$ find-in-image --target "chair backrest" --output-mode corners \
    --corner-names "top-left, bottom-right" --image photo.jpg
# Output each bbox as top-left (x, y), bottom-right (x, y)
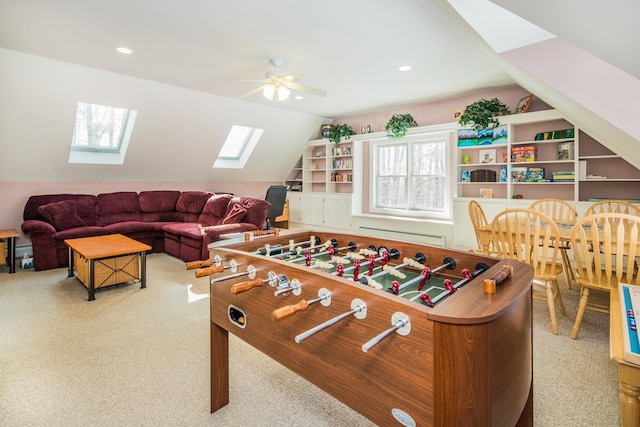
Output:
top-left (585, 200), bottom-right (640, 217)
top-left (529, 198), bottom-right (577, 225)
top-left (468, 200), bottom-right (489, 248)
top-left (264, 185), bottom-right (288, 219)
top-left (491, 208), bottom-right (561, 277)
top-left (571, 212), bottom-right (640, 288)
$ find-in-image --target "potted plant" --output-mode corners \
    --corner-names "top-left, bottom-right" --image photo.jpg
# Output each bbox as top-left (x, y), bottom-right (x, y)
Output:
top-left (458, 98), bottom-right (511, 130)
top-left (385, 113), bottom-right (418, 140)
top-left (328, 124), bottom-right (355, 144)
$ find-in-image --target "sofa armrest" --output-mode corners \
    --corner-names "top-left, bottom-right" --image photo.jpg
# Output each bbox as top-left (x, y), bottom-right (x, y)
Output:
top-left (203, 223), bottom-right (259, 241)
top-left (22, 219), bottom-right (56, 235)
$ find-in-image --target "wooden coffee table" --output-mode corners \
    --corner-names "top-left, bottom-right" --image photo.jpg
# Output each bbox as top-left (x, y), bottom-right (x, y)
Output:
top-left (64, 234), bottom-right (152, 301)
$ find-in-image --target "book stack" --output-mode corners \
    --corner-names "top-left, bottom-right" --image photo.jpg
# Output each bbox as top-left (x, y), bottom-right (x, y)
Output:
top-left (552, 171), bottom-right (575, 182)
top-left (534, 128), bottom-right (575, 140)
top-left (511, 146), bottom-right (537, 162)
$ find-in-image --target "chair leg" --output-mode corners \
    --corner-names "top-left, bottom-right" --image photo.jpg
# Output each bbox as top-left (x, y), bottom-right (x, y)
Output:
top-left (552, 280), bottom-right (566, 316)
top-left (560, 248), bottom-right (574, 289)
top-left (545, 281), bottom-right (559, 335)
top-left (571, 287), bottom-right (590, 339)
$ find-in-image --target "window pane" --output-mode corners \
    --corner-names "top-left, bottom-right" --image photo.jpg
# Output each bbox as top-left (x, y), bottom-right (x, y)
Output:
top-left (72, 102), bottom-right (129, 149)
top-left (378, 145), bottom-right (406, 175)
top-left (412, 141), bottom-right (445, 175)
top-left (411, 176), bottom-right (445, 210)
top-left (218, 125), bottom-right (253, 159)
top-left (377, 176), bottom-right (406, 207)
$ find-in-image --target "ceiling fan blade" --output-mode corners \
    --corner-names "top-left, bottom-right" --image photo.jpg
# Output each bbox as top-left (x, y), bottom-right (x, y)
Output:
top-left (239, 85), bottom-right (265, 99)
top-left (283, 81), bottom-right (327, 97)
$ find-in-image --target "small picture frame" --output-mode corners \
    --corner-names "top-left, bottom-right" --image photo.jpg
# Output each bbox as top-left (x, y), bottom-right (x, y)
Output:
top-left (479, 148), bottom-right (496, 164)
top-left (515, 95), bottom-right (534, 114)
top-left (479, 188), bottom-right (493, 198)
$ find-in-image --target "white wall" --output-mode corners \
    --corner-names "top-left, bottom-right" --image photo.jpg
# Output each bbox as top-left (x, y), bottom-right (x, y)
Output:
top-left (0, 49), bottom-right (328, 183)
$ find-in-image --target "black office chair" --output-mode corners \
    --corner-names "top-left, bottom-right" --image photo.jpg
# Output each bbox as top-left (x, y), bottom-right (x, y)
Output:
top-left (264, 185), bottom-right (287, 230)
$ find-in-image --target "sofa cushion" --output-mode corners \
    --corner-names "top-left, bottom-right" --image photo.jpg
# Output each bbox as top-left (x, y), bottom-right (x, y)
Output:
top-left (175, 191), bottom-right (212, 222)
top-left (221, 202), bottom-right (247, 224)
top-left (236, 197), bottom-right (272, 229)
top-left (38, 201), bottom-right (87, 231)
top-left (24, 194), bottom-right (99, 225)
top-left (139, 190), bottom-right (180, 213)
top-left (198, 194), bottom-right (234, 225)
top-left (97, 192), bottom-right (142, 225)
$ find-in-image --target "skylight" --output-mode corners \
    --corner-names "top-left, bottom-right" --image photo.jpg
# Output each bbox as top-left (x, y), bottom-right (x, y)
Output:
top-left (213, 125), bottom-right (263, 169)
top-left (69, 102), bottom-right (137, 165)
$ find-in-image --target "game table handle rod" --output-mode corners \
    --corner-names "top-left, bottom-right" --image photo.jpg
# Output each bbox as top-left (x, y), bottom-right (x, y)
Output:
top-left (271, 291), bottom-right (331, 322)
top-left (295, 299), bottom-right (367, 343)
top-left (194, 259), bottom-right (239, 278)
top-left (362, 313), bottom-right (411, 353)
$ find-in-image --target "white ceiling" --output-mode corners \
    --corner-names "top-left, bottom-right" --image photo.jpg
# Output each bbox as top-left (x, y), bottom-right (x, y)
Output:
top-left (0, 0), bottom-right (637, 119)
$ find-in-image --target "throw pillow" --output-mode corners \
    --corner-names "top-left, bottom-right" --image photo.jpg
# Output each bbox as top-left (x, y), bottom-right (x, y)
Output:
top-left (38, 200), bottom-right (87, 231)
top-left (221, 203), bottom-right (247, 224)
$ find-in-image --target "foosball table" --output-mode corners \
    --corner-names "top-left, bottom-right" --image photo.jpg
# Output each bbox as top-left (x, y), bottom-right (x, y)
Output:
top-left (194, 231), bottom-right (535, 426)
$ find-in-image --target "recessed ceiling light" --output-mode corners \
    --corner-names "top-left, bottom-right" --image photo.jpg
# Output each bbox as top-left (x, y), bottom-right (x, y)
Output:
top-left (398, 65), bottom-right (412, 71)
top-left (116, 47), bottom-right (133, 55)
top-left (294, 95), bottom-right (304, 100)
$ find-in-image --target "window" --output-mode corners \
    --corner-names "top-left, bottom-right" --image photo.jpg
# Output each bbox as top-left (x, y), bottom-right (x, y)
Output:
top-left (372, 133), bottom-right (451, 220)
top-left (69, 102), bottom-right (137, 164)
top-left (213, 125), bottom-right (263, 169)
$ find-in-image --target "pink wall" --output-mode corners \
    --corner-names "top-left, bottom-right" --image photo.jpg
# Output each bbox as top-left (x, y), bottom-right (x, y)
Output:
top-left (2, 181), bottom-right (278, 247)
top-left (330, 85), bottom-right (549, 132)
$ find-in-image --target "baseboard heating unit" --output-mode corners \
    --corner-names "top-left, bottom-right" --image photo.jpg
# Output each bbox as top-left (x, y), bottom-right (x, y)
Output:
top-left (356, 227), bottom-right (445, 247)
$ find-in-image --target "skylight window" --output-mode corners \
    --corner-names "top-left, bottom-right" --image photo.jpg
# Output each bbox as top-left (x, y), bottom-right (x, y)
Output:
top-left (214, 125), bottom-right (263, 169)
top-left (69, 102), bottom-right (137, 164)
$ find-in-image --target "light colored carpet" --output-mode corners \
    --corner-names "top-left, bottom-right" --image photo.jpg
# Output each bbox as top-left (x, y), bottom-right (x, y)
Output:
top-left (0, 253), bottom-right (620, 426)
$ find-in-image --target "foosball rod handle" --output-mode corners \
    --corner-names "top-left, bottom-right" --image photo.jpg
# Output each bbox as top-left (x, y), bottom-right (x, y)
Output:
top-left (194, 265), bottom-right (224, 278)
top-left (231, 278), bottom-right (264, 294)
top-left (185, 259), bottom-right (213, 270)
top-left (271, 300), bottom-right (309, 321)
top-left (483, 264), bottom-right (514, 294)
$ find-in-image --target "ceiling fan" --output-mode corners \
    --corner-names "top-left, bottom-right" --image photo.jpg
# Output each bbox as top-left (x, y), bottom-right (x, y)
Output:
top-left (240, 58), bottom-right (327, 101)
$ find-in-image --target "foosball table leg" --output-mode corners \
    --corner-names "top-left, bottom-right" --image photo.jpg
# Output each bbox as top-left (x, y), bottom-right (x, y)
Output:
top-left (210, 323), bottom-right (229, 412)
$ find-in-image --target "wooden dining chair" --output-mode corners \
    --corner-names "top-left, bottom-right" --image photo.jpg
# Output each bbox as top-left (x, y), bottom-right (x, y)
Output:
top-left (529, 198), bottom-right (578, 289)
top-left (468, 200), bottom-right (497, 256)
top-left (570, 212), bottom-right (640, 339)
top-left (529, 198), bottom-right (578, 225)
top-left (491, 208), bottom-right (566, 334)
top-left (585, 200), bottom-right (640, 218)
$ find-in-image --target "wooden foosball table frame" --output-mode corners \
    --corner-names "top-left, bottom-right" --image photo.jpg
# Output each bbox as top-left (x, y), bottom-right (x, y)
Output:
top-left (205, 231), bottom-right (534, 426)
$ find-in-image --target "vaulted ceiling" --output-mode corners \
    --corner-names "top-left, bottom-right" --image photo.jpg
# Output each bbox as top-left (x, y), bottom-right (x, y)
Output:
top-left (1, 0), bottom-right (639, 182)
top-left (2, 0), bottom-right (637, 117)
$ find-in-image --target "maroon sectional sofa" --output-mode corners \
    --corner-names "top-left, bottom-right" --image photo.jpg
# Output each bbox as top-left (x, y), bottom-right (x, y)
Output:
top-left (21, 190), bottom-right (271, 271)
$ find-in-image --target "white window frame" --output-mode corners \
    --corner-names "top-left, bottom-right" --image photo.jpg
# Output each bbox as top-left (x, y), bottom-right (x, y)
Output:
top-left (213, 125), bottom-right (264, 169)
top-left (371, 132), bottom-right (452, 221)
top-left (68, 102), bottom-right (137, 165)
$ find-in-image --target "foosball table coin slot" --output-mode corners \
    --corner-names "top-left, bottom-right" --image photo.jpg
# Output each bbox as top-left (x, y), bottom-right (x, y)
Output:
top-left (228, 305), bottom-right (247, 329)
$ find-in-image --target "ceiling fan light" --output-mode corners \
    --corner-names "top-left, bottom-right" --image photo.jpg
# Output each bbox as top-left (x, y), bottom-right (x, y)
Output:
top-left (276, 85), bottom-right (290, 101)
top-left (263, 84), bottom-right (276, 100)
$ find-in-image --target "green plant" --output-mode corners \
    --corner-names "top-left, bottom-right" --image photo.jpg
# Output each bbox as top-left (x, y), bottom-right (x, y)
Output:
top-left (458, 98), bottom-right (511, 130)
top-left (328, 124), bottom-right (355, 144)
top-left (385, 113), bottom-right (418, 140)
